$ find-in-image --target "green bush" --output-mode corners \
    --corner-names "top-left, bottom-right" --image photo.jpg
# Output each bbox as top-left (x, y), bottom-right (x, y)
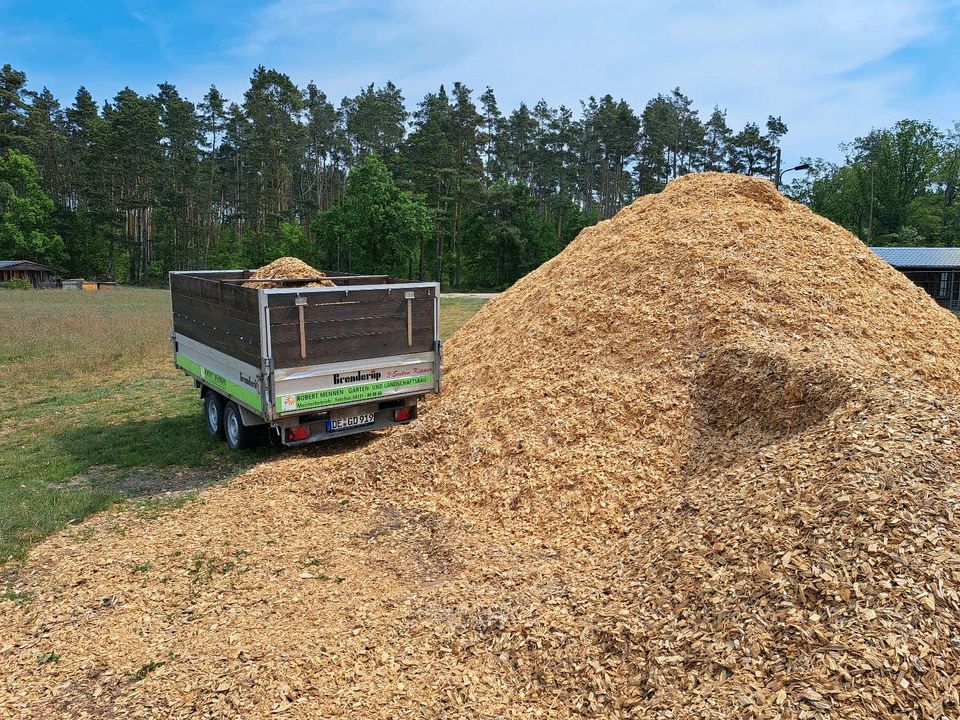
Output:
top-left (0, 278), bottom-right (32, 290)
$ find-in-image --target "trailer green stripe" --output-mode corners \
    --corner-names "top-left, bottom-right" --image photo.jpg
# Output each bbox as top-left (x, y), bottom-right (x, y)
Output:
top-left (277, 374), bottom-right (434, 412)
top-left (176, 354), bottom-right (262, 412)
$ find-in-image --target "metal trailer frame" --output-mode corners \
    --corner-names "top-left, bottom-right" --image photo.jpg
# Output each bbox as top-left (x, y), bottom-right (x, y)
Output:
top-left (169, 271), bottom-right (442, 446)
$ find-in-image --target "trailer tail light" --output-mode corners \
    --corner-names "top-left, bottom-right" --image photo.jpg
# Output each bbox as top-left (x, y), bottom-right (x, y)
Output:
top-left (394, 406), bottom-right (413, 422)
top-left (286, 425), bottom-right (310, 442)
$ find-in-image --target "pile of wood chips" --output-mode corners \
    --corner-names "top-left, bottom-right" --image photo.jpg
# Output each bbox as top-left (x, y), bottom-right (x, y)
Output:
top-left (4, 173), bottom-right (960, 719)
top-left (241, 256), bottom-right (335, 289)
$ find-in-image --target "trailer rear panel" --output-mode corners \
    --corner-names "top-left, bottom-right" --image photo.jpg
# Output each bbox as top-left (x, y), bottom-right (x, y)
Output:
top-left (265, 286), bottom-right (436, 367)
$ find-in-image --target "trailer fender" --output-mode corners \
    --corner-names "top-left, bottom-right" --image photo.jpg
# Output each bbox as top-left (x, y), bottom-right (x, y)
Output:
top-left (238, 404), bottom-right (267, 427)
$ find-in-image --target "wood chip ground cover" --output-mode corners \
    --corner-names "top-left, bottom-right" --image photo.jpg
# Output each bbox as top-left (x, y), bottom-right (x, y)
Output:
top-left (3, 173), bottom-right (960, 718)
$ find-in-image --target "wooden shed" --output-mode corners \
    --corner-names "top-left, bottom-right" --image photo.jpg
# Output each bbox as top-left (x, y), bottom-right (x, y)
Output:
top-left (0, 260), bottom-right (56, 288)
top-left (870, 247), bottom-right (960, 311)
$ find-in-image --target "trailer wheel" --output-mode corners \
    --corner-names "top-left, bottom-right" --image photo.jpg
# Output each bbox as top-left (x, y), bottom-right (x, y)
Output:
top-left (223, 402), bottom-right (255, 450)
top-left (203, 392), bottom-right (226, 438)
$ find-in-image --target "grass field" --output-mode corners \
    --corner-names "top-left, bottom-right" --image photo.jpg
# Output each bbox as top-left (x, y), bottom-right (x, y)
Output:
top-left (0, 289), bottom-right (487, 563)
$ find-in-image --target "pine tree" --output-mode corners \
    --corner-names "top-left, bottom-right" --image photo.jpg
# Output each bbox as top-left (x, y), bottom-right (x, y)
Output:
top-left (478, 87), bottom-right (501, 181)
top-left (585, 95), bottom-right (639, 217)
top-left (448, 83), bottom-right (484, 287)
top-left (400, 85), bottom-right (455, 282)
top-left (104, 87), bottom-right (162, 283)
top-left (199, 85), bottom-right (227, 262)
top-left (341, 82), bottom-right (407, 163)
top-left (502, 103), bottom-right (537, 185)
top-left (242, 66), bottom-right (306, 241)
top-left (303, 82), bottom-right (344, 217)
top-left (24, 88), bottom-right (67, 204)
top-left (157, 82), bottom-right (202, 272)
top-left (636, 89), bottom-right (701, 192)
top-left (64, 87), bottom-right (114, 278)
top-left (0, 64), bottom-right (34, 153)
top-left (702, 107), bottom-right (732, 172)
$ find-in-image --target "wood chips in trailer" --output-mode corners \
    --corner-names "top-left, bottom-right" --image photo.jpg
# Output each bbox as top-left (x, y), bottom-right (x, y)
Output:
top-left (241, 256), bottom-right (336, 289)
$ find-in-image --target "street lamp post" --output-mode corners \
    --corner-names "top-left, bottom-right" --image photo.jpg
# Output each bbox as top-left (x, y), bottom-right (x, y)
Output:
top-left (775, 147), bottom-right (810, 189)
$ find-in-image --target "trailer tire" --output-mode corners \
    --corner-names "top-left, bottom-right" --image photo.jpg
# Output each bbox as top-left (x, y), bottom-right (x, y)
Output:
top-left (203, 392), bottom-right (226, 438)
top-left (223, 402), bottom-right (255, 450)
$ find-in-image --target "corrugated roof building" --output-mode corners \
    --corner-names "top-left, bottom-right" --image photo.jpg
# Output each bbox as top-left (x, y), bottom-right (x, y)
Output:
top-left (870, 247), bottom-right (960, 311)
top-left (0, 260), bottom-right (57, 287)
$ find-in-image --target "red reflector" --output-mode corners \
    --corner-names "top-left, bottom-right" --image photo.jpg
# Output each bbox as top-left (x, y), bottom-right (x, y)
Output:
top-left (394, 406), bottom-right (413, 422)
top-left (286, 425), bottom-right (309, 442)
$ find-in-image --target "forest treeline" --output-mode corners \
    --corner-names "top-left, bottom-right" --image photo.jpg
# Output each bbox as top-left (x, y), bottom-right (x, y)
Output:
top-left (4, 62), bottom-right (956, 289)
top-left (0, 64), bottom-right (791, 288)
top-left (792, 120), bottom-right (960, 247)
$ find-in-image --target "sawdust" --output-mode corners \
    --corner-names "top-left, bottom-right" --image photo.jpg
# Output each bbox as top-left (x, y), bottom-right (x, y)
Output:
top-left (241, 256), bottom-right (335, 289)
top-left (4, 173), bottom-right (960, 719)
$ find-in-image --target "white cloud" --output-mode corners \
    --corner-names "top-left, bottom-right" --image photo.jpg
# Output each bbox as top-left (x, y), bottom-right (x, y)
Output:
top-left (235, 0), bottom-right (353, 57)
top-left (188, 0), bottom-right (958, 161)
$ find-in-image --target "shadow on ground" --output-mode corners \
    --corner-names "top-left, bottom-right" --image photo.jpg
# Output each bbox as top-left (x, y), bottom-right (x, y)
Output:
top-left (51, 413), bottom-right (384, 498)
top-left (52, 414), bottom-right (266, 498)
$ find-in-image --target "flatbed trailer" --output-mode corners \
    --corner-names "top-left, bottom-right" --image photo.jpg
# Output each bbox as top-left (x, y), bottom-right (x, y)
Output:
top-left (169, 269), bottom-right (441, 449)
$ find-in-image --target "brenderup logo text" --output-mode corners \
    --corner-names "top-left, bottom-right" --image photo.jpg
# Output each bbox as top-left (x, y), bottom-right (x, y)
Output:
top-left (333, 370), bottom-right (382, 385)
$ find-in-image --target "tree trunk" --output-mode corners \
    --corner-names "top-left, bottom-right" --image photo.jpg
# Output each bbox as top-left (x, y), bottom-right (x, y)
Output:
top-left (453, 197), bottom-right (462, 289)
top-left (418, 232), bottom-right (425, 281)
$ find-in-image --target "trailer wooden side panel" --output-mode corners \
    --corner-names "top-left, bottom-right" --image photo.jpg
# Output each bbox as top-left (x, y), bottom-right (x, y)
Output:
top-left (170, 273), bottom-right (261, 367)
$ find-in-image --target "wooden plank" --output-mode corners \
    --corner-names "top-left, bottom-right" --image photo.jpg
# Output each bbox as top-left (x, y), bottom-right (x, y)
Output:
top-left (171, 302), bottom-right (259, 339)
top-left (171, 276), bottom-right (259, 327)
top-left (171, 305), bottom-right (260, 346)
top-left (271, 324), bottom-right (436, 368)
top-left (219, 280), bottom-right (259, 316)
top-left (170, 273), bottom-right (205, 300)
top-left (268, 295), bottom-right (433, 325)
top-left (268, 302), bottom-right (434, 344)
top-left (173, 320), bottom-right (259, 356)
top-left (171, 292), bottom-right (260, 332)
top-left (269, 315), bottom-right (428, 345)
top-left (328, 275), bottom-right (392, 286)
top-left (266, 286), bottom-right (434, 310)
top-left (175, 270), bottom-right (246, 281)
top-left (219, 274), bottom-right (402, 286)
top-left (172, 272), bottom-right (259, 319)
top-left (220, 277), bottom-right (331, 285)
top-left (174, 323), bottom-right (261, 366)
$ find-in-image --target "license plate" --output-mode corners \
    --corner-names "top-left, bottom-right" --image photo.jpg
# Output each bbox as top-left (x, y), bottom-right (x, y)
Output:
top-left (327, 412), bottom-right (375, 432)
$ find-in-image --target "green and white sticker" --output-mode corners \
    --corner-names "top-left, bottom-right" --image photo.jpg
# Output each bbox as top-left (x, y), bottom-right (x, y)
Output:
top-left (277, 374), bottom-right (433, 412)
top-left (176, 354), bottom-right (262, 412)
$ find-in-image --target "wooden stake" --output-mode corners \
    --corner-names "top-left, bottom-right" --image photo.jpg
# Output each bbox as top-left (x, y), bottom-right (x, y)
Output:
top-left (296, 296), bottom-right (307, 359)
top-left (405, 291), bottom-right (414, 347)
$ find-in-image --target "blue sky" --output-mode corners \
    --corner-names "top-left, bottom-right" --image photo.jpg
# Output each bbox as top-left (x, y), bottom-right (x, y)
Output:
top-left (2, 0), bottom-right (959, 164)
